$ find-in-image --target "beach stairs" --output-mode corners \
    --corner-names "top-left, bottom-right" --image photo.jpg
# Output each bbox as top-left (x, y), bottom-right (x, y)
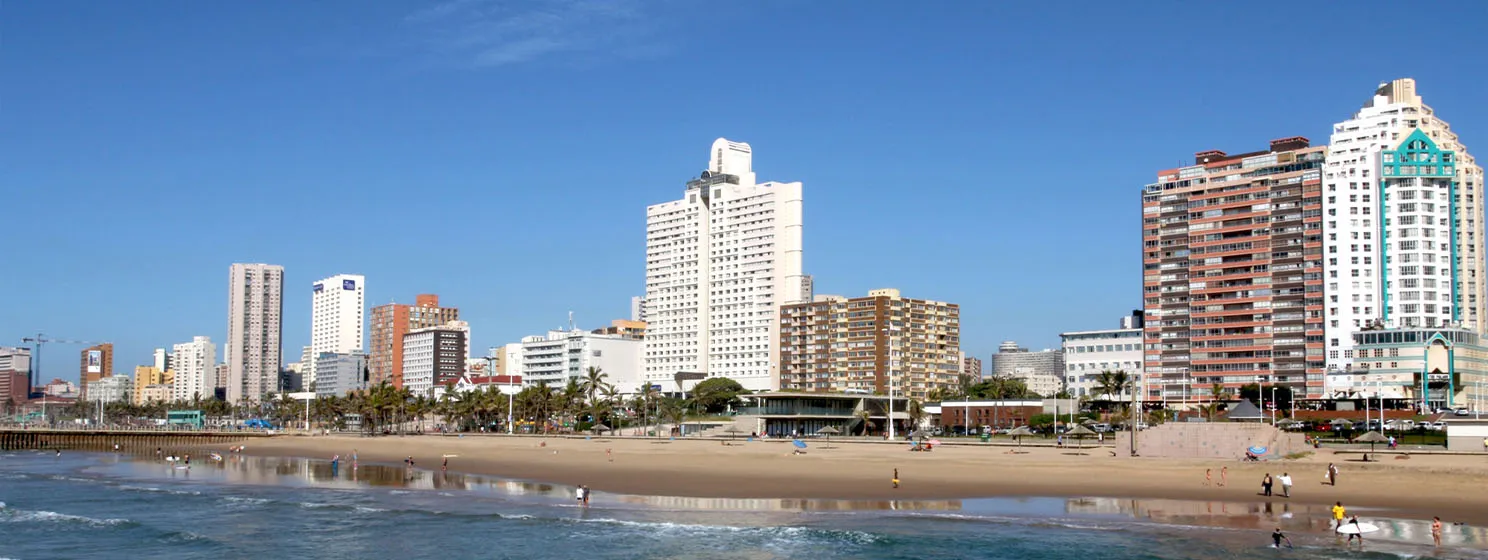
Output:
top-left (692, 415), bottom-right (762, 439)
top-left (1118, 422), bottom-right (1306, 460)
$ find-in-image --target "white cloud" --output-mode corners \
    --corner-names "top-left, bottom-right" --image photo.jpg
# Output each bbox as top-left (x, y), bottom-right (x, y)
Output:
top-left (404, 0), bottom-right (663, 68)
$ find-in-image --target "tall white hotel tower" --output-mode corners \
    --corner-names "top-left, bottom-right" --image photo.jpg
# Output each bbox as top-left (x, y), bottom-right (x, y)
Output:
top-left (643, 138), bottom-right (805, 392)
top-left (1323, 79), bottom-right (1486, 372)
top-left (226, 263), bottom-right (284, 403)
top-left (309, 274), bottom-right (365, 389)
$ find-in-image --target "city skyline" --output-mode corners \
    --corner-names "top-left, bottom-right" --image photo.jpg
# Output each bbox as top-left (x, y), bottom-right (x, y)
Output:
top-left (5, 3), bottom-right (1487, 388)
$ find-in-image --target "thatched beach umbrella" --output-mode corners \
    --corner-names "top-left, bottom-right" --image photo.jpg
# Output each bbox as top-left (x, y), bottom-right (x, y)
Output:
top-left (590, 423), bottom-right (610, 435)
top-left (1007, 425), bottom-right (1034, 450)
top-left (722, 425), bottom-right (744, 441)
top-left (1066, 424), bottom-right (1096, 451)
top-left (1352, 430), bottom-right (1389, 459)
top-left (816, 426), bottom-right (841, 442)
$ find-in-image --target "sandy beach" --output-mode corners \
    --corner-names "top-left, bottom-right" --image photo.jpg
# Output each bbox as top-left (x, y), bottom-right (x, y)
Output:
top-left (230, 434), bottom-right (1488, 525)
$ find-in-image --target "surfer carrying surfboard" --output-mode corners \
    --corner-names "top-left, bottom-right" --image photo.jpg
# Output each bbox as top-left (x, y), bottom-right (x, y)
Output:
top-left (1344, 516), bottom-right (1364, 544)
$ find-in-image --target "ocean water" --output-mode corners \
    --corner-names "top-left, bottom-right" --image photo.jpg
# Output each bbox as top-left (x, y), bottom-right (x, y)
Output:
top-left (1, 451), bottom-right (1483, 560)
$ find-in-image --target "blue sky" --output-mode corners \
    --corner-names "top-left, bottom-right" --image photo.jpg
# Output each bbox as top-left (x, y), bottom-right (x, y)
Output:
top-left (4, 1), bottom-right (1486, 385)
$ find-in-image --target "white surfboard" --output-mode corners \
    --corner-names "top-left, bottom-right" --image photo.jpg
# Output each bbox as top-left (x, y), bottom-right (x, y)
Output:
top-left (1336, 522), bottom-right (1379, 534)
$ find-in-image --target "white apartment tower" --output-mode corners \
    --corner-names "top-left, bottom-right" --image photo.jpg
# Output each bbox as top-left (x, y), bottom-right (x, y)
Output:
top-left (309, 274), bottom-right (365, 388)
top-left (643, 138), bottom-right (805, 392)
top-left (226, 263), bottom-right (284, 403)
top-left (1323, 79), bottom-right (1486, 371)
top-left (171, 336), bottom-right (216, 402)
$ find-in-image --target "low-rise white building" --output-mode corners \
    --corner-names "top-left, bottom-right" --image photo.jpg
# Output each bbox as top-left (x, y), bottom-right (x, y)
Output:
top-left (85, 375), bottom-right (133, 403)
top-left (315, 352), bottom-right (368, 398)
top-left (521, 329), bottom-right (642, 394)
top-left (1059, 326), bottom-right (1144, 399)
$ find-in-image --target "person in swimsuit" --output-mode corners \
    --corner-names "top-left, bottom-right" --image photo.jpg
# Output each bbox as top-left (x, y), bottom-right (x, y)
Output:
top-left (892, 468), bottom-right (899, 489)
top-left (1432, 516), bottom-right (1442, 546)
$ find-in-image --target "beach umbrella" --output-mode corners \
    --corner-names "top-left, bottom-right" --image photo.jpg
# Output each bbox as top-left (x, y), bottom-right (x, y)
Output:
top-left (722, 426), bottom-right (744, 441)
top-left (792, 439), bottom-right (807, 449)
top-left (907, 430), bottom-right (931, 440)
top-left (1007, 426), bottom-right (1034, 451)
top-left (1352, 431), bottom-right (1389, 458)
top-left (815, 426), bottom-right (841, 442)
top-left (590, 423), bottom-right (610, 434)
top-left (1066, 424), bottom-right (1096, 451)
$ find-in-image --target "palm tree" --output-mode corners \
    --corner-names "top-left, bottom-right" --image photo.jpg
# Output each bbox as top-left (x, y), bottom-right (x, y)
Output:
top-left (1203, 384), bottom-right (1228, 422)
top-left (855, 408), bottom-right (873, 436)
top-left (582, 367), bottom-right (609, 405)
top-left (907, 399), bottom-right (926, 432)
top-left (1094, 370), bottom-right (1132, 409)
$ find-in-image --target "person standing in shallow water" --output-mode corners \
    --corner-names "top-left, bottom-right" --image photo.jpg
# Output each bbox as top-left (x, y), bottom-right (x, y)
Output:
top-left (892, 469), bottom-right (899, 489)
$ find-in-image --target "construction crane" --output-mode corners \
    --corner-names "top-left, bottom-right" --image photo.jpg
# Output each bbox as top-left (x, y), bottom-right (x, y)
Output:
top-left (19, 333), bottom-right (107, 393)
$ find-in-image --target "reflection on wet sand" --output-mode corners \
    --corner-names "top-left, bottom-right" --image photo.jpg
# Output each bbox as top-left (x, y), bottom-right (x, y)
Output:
top-left (1065, 497), bottom-right (1487, 548)
top-left (146, 454), bottom-right (964, 512)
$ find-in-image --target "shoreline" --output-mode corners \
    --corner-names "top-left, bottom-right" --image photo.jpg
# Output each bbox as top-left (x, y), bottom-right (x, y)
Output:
top-left (220, 434), bottom-right (1488, 527)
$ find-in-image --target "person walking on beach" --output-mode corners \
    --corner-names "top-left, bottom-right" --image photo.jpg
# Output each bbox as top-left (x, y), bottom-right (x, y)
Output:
top-left (1278, 473), bottom-right (1293, 497)
top-left (1432, 516), bottom-right (1442, 546)
top-left (1204, 468), bottom-right (1213, 486)
top-left (1261, 473), bottom-right (1273, 496)
top-left (1326, 463), bottom-right (1338, 486)
top-left (892, 468), bottom-right (900, 489)
top-left (1331, 501), bottom-right (1346, 530)
top-left (583, 486), bottom-right (591, 507)
top-left (1219, 466), bottom-right (1228, 487)
top-left (442, 456), bottom-right (448, 472)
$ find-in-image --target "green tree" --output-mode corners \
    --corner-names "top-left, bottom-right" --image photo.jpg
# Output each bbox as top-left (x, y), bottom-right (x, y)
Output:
top-left (689, 377), bottom-right (748, 414)
top-left (1093, 370), bottom-right (1133, 411)
top-left (1239, 383), bottom-right (1293, 417)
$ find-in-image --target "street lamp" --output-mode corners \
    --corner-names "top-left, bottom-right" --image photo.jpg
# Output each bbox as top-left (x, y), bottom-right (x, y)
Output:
top-left (486, 347), bottom-right (514, 435)
top-left (1270, 386), bottom-right (1277, 427)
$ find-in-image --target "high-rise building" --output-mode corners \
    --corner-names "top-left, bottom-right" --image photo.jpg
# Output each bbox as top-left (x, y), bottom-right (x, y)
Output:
top-left (630, 296), bottom-right (646, 323)
top-left (991, 341), bottom-right (1065, 397)
top-left (960, 354), bottom-right (983, 381)
top-left (779, 289), bottom-right (961, 399)
top-left (172, 336), bottom-right (216, 402)
top-left (799, 275), bottom-right (814, 304)
top-left (1142, 137), bottom-right (1326, 404)
top-left (309, 274), bottom-right (365, 388)
top-left (132, 366), bottom-right (172, 405)
top-left (152, 348), bottom-right (171, 372)
top-left (226, 263), bottom-right (284, 403)
top-left (1323, 78), bottom-right (1485, 372)
top-left (643, 138), bottom-right (805, 392)
top-left (369, 294), bottom-right (460, 388)
top-left (1, 370), bottom-right (28, 410)
top-left (401, 321), bottom-right (469, 396)
top-left (0, 347), bottom-right (30, 407)
top-left (78, 343), bottom-right (113, 402)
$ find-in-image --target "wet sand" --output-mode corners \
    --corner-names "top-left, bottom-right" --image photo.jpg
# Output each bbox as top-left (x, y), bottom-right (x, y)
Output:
top-left (229, 434), bottom-right (1488, 525)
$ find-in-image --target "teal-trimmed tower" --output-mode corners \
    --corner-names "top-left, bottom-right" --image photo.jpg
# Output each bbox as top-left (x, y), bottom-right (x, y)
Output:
top-left (1379, 129), bottom-right (1461, 329)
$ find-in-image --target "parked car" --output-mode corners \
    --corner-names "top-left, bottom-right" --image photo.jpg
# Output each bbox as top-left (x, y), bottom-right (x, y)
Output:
top-left (1427, 421), bottom-right (1446, 431)
top-left (1455, 408), bottom-right (1472, 416)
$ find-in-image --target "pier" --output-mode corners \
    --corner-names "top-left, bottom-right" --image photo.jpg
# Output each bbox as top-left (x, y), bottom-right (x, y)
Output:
top-left (0, 428), bottom-right (270, 452)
